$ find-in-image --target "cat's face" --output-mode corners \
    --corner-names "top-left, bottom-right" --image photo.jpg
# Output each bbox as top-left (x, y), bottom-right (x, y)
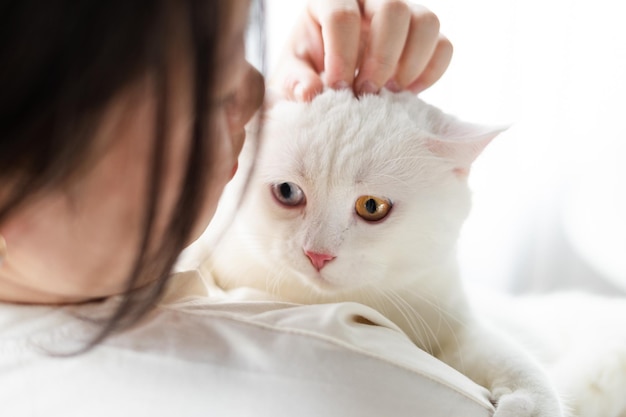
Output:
top-left (211, 90), bottom-right (500, 299)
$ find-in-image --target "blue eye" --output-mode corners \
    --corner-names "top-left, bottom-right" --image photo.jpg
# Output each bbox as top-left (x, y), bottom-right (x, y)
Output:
top-left (271, 182), bottom-right (306, 207)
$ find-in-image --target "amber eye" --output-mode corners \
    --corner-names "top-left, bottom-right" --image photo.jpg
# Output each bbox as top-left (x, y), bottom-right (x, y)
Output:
top-left (355, 196), bottom-right (392, 222)
top-left (271, 182), bottom-right (306, 207)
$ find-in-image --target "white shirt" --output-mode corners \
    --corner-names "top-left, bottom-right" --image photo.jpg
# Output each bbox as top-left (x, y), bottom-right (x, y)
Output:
top-left (0, 271), bottom-right (494, 417)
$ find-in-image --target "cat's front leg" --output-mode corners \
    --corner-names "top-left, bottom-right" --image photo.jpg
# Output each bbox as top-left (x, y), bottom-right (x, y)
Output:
top-left (440, 323), bottom-right (566, 417)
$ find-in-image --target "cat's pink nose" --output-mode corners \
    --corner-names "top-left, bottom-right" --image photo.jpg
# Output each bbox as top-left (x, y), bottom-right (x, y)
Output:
top-left (304, 250), bottom-right (336, 271)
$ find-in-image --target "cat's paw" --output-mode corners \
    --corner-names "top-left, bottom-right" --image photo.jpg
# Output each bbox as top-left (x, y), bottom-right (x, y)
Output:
top-left (491, 388), bottom-right (565, 417)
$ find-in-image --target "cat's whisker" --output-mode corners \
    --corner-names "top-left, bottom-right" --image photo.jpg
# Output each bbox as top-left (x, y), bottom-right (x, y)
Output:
top-left (391, 290), bottom-right (447, 357)
top-left (399, 286), bottom-right (469, 328)
top-left (375, 289), bottom-right (436, 355)
top-left (357, 289), bottom-right (391, 317)
top-left (268, 264), bottom-right (289, 296)
top-left (391, 286), bottom-right (467, 370)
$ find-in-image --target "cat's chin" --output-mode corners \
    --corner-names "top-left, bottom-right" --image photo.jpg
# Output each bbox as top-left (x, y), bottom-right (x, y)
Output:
top-left (284, 267), bottom-right (340, 294)
top-left (301, 272), bottom-right (339, 292)
top-left (298, 270), bottom-right (364, 296)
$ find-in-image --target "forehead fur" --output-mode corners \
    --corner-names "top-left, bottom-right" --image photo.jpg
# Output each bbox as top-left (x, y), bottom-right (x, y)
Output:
top-left (260, 89), bottom-right (448, 188)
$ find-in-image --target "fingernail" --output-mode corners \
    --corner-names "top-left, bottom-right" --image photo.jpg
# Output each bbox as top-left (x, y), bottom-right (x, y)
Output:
top-left (384, 80), bottom-right (401, 93)
top-left (293, 83), bottom-right (305, 101)
top-left (410, 82), bottom-right (426, 95)
top-left (332, 81), bottom-right (351, 91)
top-left (357, 81), bottom-right (379, 96)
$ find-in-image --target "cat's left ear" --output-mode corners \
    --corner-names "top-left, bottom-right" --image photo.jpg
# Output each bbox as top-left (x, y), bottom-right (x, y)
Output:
top-left (427, 117), bottom-right (507, 177)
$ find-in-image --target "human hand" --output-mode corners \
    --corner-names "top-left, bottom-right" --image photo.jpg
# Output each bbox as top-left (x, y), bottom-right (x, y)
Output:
top-left (270, 0), bottom-right (453, 101)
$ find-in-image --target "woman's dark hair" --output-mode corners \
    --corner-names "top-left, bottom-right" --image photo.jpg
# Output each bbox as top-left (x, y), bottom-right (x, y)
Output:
top-left (0, 0), bottom-right (261, 349)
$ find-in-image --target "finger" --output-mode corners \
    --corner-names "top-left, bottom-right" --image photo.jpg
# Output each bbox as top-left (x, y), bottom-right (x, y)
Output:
top-left (354, 0), bottom-right (411, 95)
top-left (268, 15), bottom-right (325, 102)
top-left (407, 34), bottom-right (453, 93)
top-left (269, 55), bottom-right (324, 102)
top-left (385, 5), bottom-right (440, 92)
top-left (307, 0), bottom-right (361, 89)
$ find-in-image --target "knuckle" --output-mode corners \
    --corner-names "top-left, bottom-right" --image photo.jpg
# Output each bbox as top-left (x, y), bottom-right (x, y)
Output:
top-left (437, 35), bottom-right (454, 57)
top-left (324, 6), bottom-right (361, 28)
top-left (381, 0), bottom-right (411, 21)
top-left (413, 9), bottom-right (440, 34)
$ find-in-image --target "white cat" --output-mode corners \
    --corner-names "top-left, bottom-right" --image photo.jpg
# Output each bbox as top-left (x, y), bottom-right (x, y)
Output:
top-left (203, 89), bottom-right (565, 416)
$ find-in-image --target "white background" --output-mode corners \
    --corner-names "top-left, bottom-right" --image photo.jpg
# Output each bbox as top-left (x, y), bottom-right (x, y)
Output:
top-left (259, 0), bottom-right (626, 294)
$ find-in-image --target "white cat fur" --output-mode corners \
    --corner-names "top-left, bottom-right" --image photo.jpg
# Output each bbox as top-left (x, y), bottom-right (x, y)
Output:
top-left (472, 290), bottom-right (626, 417)
top-left (202, 89), bottom-right (564, 416)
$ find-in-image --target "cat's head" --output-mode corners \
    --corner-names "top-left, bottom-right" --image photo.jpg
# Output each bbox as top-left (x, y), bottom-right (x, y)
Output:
top-left (210, 89), bottom-right (502, 300)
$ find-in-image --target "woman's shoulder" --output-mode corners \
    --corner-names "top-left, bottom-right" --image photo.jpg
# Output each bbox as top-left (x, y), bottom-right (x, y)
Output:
top-left (0, 271), bottom-right (494, 417)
